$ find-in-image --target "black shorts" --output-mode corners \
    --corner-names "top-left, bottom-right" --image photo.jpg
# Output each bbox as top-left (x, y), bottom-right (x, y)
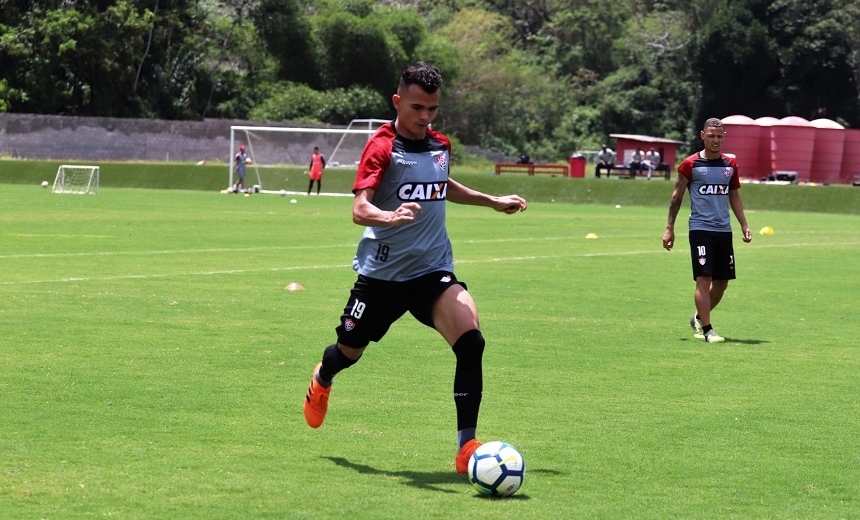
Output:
top-left (689, 230), bottom-right (736, 281)
top-left (335, 271), bottom-right (467, 348)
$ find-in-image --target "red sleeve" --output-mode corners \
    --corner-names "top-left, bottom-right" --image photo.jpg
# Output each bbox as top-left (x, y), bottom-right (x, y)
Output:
top-left (353, 125), bottom-right (394, 192)
top-left (727, 155), bottom-right (741, 189)
top-left (678, 155), bottom-right (695, 181)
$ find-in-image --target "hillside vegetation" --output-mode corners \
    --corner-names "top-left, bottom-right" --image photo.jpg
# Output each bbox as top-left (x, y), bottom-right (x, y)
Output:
top-left (1, 0), bottom-right (858, 160)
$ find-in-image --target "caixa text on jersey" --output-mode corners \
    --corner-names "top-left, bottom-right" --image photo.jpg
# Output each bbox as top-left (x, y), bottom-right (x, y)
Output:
top-left (398, 182), bottom-right (447, 201)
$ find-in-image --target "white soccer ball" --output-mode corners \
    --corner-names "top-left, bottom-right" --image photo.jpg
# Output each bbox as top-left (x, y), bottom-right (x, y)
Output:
top-left (279, 189), bottom-right (287, 197)
top-left (41, 181), bottom-right (49, 188)
top-left (468, 441), bottom-right (525, 497)
top-left (226, 186), bottom-right (234, 193)
top-left (245, 157), bottom-right (253, 164)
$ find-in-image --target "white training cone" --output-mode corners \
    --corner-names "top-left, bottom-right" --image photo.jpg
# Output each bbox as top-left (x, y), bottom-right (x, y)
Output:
top-left (284, 282), bottom-right (305, 291)
top-left (585, 233), bottom-right (599, 239)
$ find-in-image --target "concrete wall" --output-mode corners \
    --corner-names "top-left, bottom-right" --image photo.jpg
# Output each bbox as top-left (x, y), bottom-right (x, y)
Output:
top-left (0, 113), bottom-right (367, 165)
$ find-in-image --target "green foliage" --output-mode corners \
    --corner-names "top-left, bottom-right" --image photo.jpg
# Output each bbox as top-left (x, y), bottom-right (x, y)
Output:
top-left (313, 5), bottom-right (407, 95)
top-left (413, 34), bottom-right (461, 83)
top-left (1, 0), bottom-right (859, 160)
top-left (0, 4), bottom-right (150, 116)
top-left (536, 0), bottom-right (632, 77)
top-left (249, 82), bottom-right (388, 123)
top-left (693, 0), bottom-right (860, 124)
top-left (248, 82), bottom-right (326, 122)
top-left (375, 4), bottom-right (428, 60)
top-left (251, 0), bottom-right (322, 88)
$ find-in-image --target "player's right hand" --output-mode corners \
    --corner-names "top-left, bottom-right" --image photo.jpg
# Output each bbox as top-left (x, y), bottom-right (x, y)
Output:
top-left (662, 229), bottom-right (675, 250)
top-left (388, 202), bottom-right (422, 226)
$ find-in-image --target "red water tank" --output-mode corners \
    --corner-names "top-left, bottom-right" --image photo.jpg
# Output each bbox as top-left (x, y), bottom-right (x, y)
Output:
top-left (809, 119), bottom-right (845, 184)
top-left (722, 115), bottom-right (761, 179)
top-left (755, 117), bottom-right (779, 179)
top-left (840, 129), bottom-right (860, 185)
top-left (769, 116), bottom-right (814, 182)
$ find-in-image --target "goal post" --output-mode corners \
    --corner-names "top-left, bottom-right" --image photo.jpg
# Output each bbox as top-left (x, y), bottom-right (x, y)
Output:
top-left (52, 165), bottom-right (100, 194)
top-left (227, 119), bottom-right (388, 192)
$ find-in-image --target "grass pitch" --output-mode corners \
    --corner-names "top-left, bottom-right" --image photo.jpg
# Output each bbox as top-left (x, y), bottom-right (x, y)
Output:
top-left (2, 184), bottom-right (859, 519)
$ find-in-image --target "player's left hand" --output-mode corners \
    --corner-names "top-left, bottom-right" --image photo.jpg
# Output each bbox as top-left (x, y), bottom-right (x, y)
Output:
top-left (742, 226), bottom-right (753, 243)
top-left (494, 195), bottom-right (527, 214)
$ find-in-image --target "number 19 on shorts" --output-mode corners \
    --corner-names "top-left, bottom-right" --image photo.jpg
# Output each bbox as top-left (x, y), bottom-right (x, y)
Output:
top-left (350, 300), bottom-right (366, 319)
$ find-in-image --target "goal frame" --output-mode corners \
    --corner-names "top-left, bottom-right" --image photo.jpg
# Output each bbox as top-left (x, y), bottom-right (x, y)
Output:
top-left (52, 165), bottom-right (100, 195)
top-left (227, 119), bottom-right (388, 190)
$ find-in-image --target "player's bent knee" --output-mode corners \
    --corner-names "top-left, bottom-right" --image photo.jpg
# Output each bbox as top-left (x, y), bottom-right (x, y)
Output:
top-left (452, 329), bottom-right (485, 360)
top-left (325, 343), bottom-right (362, 368)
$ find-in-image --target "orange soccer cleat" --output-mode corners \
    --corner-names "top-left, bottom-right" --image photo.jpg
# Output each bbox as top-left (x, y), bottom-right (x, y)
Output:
top-left (303, 363), bottom-right (331, 428)
top-left (455, 438), bottom-right (483, 474)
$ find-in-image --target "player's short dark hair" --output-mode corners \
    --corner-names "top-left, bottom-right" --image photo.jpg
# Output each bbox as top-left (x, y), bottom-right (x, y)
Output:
top-left (399, 62), bottom-right (443, 94)
top-left (703, 117), bottom-right (724, 130)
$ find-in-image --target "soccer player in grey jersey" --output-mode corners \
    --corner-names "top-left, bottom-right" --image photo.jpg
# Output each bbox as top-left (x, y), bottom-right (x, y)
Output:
top-left (303, 62), bottom-right (527, 475)
top-left (663, 117), bottom-right (752, 343)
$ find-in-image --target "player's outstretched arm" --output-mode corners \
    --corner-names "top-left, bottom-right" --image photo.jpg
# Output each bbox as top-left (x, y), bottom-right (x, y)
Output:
top-left (447, 178), bottom-right (527, 214)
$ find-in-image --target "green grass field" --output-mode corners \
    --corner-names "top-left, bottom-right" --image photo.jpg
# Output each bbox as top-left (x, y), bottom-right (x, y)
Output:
top-left (2, 183), bottom-right (859, 519)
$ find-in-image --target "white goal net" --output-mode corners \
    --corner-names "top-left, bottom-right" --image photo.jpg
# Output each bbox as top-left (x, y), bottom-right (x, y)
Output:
top-left (53, 165), bottom-right (99, 194)
top-left (228, 119), bottom-right (388, 192)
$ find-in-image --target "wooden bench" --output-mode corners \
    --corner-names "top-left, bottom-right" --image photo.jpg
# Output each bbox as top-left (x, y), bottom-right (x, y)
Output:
top-left (495, 163), bottom-right (569, 177)
top-left (600, 163), bottom-right (671, 180)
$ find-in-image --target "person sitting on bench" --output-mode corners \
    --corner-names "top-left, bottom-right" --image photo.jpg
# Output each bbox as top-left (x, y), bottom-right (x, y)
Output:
top-left (629, 148), bottom-right (646, 178)
top-left (595, 144), bottom-right (615, 178)
top-left (644, 147), bottom-right (661, 180)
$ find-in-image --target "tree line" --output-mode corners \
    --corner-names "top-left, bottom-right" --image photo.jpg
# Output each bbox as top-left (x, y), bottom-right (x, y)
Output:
top-left (1, 0), bottom-right (858, 161)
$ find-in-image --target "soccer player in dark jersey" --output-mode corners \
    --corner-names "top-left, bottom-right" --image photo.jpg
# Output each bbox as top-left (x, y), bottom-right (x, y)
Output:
top-left (662, 117), bottom-right (752, 343)
top-left (302, 62), bottom-right (527, 474)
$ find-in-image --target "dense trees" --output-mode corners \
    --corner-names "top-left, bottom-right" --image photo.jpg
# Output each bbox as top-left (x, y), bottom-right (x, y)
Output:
top-left (1, 0), bottom-right (858, 160)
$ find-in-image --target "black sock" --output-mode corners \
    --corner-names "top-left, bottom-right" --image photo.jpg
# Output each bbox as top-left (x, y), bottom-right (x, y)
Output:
top-left (703, 324), bottom-right (713, 334)
top-left (317, 344), bottom-right (359, 387)
top-left (452, 330), bottom-right (485, 432)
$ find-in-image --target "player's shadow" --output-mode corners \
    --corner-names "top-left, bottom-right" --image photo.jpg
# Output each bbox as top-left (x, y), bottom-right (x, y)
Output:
top-left (323, 456), bottom-right (463, 493)
top-left (324, 456), bottom-right (560, 498)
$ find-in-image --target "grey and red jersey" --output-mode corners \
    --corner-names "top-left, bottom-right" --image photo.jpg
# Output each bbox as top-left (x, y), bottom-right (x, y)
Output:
top-left (351, 122), bottom-right (453, 281)
top-left (677, 152), bottom-right (741, 233)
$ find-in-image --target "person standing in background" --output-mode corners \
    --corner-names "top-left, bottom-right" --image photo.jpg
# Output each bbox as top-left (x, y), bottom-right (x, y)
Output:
top-left (307, 146), bottom-right (326, 195)
top-left (234, 145), bottom-right (248, 193)
top-left (662, 117), bottom-right (752, 343)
